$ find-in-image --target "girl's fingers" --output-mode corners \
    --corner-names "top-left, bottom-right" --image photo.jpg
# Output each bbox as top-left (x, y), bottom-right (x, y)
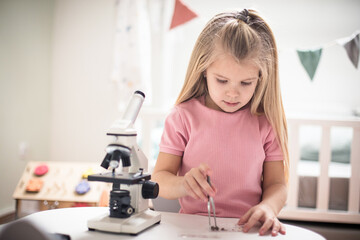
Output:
top-left (259, 218), bottom-right (286, 236)
top-left (183, 180), bottom-right (200, 200)
top-left (242, 210), bottom-right (261, 232)
top-left (197, 164), bottom-right (216, 195)
top-left (270, 219), bottom-right (281, 236)
top-left (238, 208), bottom-right (252, 225)
top-left (184, 172), bottom-right (207, 201)
top-left (182, 163), bottom-right (217, 201)
top-left (259, 217), bottom-right (274, 235)
top-left (239, 204), bottom-right (286, 236)
top-left (279, 222), bottom-right (286, 235)
top-left (187, 165), bottom-right (216, 198)
top-left (198, 163), bottom-right (212, 176)
top-left (195, 175), bottom-right (216, 197)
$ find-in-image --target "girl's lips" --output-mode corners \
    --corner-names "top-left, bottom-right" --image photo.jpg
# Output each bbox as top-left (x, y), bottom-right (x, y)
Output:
top-left (223, 101), bottom-right (239, 107)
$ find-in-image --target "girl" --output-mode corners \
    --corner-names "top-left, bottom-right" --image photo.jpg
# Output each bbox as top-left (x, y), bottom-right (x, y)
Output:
top-left (152, 9), bottom-right (289, 236)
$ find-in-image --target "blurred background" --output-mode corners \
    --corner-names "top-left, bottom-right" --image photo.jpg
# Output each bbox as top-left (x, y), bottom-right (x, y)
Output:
top-left (0, 0), bottom-right (359, 221)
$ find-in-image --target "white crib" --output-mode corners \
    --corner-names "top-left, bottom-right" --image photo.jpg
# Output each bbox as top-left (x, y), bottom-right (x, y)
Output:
top-left (279, 116), bottom-right (360, 224)
top-left (139, 110), bottom-right (360, 224)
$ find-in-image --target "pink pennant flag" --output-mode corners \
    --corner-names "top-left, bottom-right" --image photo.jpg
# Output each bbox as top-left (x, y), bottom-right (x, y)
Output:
top-left (170, 0), bottom-right (198, 30)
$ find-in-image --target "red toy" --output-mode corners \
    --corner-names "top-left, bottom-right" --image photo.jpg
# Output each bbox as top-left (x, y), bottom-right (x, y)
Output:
top-left (34, 164), bottom-right (49, 176)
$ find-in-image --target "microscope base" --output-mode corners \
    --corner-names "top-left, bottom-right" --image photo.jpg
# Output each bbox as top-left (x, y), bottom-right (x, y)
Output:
top-left (87, 209), bottom-right (161, 235)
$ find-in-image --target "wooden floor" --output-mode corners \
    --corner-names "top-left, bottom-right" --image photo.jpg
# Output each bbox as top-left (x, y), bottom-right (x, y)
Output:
top-left (1, 211), bottom-right (360, 239)
top-left (0, 212), bottom-right (16, 225)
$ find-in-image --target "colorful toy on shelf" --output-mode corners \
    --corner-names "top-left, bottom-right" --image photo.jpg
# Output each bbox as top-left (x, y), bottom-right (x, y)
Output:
top-left (73, 202), bottom-right (91, 207)
top-left (82, 168), bottom-right (94, 179)
top-left (26, 179), bottom-right (43, 193)
top-left (75, 180), bottom-right (90, 195)
top-left (34, 164), bottom-right (49, 176)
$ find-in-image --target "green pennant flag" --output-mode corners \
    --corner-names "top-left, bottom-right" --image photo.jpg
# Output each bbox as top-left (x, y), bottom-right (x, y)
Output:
top-left (297, 48), bottom-right (322, 81)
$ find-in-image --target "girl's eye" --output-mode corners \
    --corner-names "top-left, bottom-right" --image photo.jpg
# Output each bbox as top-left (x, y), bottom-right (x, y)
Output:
top-left (241, 81), bottom-right (252, 86)
top-left (217, 79), bottom-right (227, 84)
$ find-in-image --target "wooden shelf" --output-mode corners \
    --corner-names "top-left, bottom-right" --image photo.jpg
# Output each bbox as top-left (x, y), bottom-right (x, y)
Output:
top-left (13, 161), bottom-right (111, 217)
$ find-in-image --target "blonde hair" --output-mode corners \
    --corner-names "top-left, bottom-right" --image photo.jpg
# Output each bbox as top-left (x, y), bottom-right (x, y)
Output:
top-left (175, 10), bottom-right (289, 181)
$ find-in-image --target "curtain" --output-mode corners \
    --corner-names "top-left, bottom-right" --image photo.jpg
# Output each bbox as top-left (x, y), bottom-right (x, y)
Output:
top-left (110, 0), bottom-right (153, 109)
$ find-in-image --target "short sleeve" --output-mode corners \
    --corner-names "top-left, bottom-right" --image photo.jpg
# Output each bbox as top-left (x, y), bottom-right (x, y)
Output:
top-left (260, 117), bottom-right (284, 161)
top-left (159, 108), bottom-right (188, 156)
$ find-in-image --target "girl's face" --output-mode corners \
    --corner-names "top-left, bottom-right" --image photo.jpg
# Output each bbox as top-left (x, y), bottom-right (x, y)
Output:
top-left (205, 53), bottom-right (259, 113)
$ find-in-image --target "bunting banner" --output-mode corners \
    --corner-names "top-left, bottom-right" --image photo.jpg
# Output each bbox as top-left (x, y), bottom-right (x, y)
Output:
top-left (166, 0), bottom-right (358, 80)
top-left (337, 32), bottom-right (360, 69)
top-left (295, 30), bottom-right (360, 81)
top-left (170, 0), bottom-right (198, 30)
top-left (297, 48), bottom-right (323, 81)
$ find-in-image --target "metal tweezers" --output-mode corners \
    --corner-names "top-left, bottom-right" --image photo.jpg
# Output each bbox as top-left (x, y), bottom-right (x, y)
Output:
top-left (207, 176), bottom-right (219, 231)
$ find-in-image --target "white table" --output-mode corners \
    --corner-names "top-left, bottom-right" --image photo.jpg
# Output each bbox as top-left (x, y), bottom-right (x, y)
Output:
top-left (20, 207), bottom-right (324, 240)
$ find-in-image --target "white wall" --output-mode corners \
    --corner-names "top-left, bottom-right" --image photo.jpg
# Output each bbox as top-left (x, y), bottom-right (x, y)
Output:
top-left (49, 0), bottom-right (117, 164)
top-left (0, 0), bottom-right (53, 214)
top-left (0, 0), bottom-right (359, 215)
top-left (163, 0), bottom-right (360, 115)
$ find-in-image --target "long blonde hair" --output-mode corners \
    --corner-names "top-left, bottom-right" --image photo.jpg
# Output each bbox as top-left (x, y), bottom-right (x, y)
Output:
top-left (175, 10), bottom-right (289, 181)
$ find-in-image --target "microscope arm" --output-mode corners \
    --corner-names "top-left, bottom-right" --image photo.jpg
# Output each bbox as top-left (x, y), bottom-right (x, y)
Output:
top-left (101, 91), bottom-right (148, 173)
top-left (107, 91), bottom-right (145, 135)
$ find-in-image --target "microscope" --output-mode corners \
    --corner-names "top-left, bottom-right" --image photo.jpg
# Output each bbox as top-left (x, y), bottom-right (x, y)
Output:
top-left (87, 91), bottom-right (161, 234)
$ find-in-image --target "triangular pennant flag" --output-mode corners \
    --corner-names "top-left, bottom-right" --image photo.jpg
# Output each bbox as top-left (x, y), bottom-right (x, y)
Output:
top-left (170, 0), bottom-right (198, 30)
top-left (297, 48), bottom-right (323, 81)
top-left (339, 33), bottom-right (360, 69)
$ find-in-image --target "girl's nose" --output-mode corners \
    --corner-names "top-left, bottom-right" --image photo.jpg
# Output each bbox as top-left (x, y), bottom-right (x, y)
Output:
top-left (226, 87), bottom-right (239, 98)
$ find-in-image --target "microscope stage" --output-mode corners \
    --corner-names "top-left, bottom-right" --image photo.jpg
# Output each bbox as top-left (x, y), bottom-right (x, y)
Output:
top-left (87, 209), bottom-right (161, 234)
top-left (88, 172), bottom-right (151, 184)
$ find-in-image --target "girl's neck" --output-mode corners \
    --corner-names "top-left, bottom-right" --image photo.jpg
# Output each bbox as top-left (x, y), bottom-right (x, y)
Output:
top-left (204, 94), bottom-right (222, 112)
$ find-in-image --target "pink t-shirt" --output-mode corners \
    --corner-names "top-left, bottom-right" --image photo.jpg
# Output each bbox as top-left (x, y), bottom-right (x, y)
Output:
top-left (159, 97), bottom-right (283, 218)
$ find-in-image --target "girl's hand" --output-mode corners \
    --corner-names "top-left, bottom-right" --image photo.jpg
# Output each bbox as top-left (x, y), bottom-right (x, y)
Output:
top-left (182, 163), bottom-right (217, 202)
top-left (238, 203), bottom-right (286, 236)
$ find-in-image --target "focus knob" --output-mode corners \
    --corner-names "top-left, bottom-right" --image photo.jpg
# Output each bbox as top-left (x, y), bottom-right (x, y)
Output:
top-left (142, 180), bottom-right (159, 199)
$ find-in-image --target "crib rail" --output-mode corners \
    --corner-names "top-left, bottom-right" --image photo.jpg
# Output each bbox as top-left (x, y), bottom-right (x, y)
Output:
top-left (279, 117), bottom-right (360, 224)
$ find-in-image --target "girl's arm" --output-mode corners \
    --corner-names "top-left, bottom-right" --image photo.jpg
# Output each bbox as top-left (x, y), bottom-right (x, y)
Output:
top-left (151, 152), bottom-right (184, 199)
top-left (151, 152), bottom-right (216, 201)
top-left (261, 160), bottom-right (288, 216)
top-left (238, 160), bottom-right (287, 236)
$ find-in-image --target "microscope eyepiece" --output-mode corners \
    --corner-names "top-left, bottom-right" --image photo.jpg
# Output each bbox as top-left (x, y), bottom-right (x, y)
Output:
top-left (134, 90), bottom-right (145, 98)
top-left (122, 91), bottom-right (145, 126)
